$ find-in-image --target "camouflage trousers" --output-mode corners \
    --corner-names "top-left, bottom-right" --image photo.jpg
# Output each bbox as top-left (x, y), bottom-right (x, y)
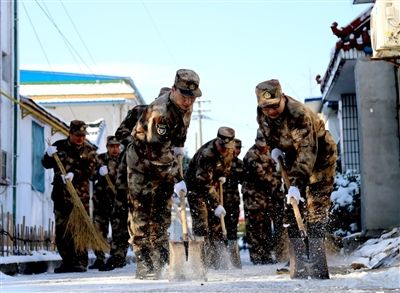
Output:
top-left (127, 166), bottom-right (175, 272)
top-left (187, 190), bottom-right (224, 240)
top-left (224, 203), bottom-right (240, 241)
top-left (245, 208), bottom-right (284, 264)
top-left (93, 189), bottom-right (129, 262)
top-left (285, 168), bottom-right (335, 239)
top-left (223, 191), bottom-right (241, 241)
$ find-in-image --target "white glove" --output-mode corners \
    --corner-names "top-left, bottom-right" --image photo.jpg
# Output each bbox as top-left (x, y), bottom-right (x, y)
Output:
top-left (173, 147), bottom-right (185, 157)
top-left (271, 148), bottom-right (283, 164)
top-left (99, 165), bottom-right (108, 176)
top-left (174, 180), bottom-right (187, 196)
top-left (61, 172), bottom-right (74, 184)
top-left (214, 204), bottom-right (226, 218)
top-left (219, 177), bottom-right (226, 184)
top-left (46, 146), bottom-right (58, 157)
top-left (286, 186), bottom-right (305, 205)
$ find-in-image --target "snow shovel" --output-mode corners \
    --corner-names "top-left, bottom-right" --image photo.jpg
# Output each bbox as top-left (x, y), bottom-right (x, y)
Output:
top-left (207, 179), bottom-right (231, 270)
top-left (220, 179), bottom-right (242, 269)
top-left (168, 156), bottom-right (206, 281)
top-left (277, 156), bottom-right (329, 279)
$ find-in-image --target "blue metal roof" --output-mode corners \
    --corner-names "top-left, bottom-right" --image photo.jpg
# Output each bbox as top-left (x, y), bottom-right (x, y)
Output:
top-left (20, 70), bottom-right (127, 84)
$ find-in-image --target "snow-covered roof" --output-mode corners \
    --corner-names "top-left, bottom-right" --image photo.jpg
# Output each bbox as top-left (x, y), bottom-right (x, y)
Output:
top-left (20, 70), bottom-right (146, 105)
top-left (20, 96), bottom-right (105, 150)
top-left (20, 83), bottom-right (137, 96)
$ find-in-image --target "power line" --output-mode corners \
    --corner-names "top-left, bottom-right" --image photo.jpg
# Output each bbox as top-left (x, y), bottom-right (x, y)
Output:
top-left (21, 2), bottom-right (53, 70)
top-left (33, 0), bottom-right (94, 75)
top-left (59, 0), bottom-right (97, 66)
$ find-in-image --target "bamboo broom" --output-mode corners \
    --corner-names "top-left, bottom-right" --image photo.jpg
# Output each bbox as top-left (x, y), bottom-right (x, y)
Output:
top-left (48, 141), bottom-right (109, 253)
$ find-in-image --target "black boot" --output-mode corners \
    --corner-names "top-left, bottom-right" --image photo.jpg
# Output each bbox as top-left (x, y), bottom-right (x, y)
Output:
top-left (88, 259), bottom-right (105, 270)
top-left (98, 256), bottom-right (126, 271)
top-left (135, 248), bottom-right (156, 279)
top-left (54, 263), bottom-right (87, 273)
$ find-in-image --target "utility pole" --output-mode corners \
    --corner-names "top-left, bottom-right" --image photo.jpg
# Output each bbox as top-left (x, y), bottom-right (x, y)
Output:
top-left (193, 100), bottom-right (210, 149)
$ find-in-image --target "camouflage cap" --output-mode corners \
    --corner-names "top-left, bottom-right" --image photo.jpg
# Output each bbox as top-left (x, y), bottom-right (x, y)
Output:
top-left (255, 79), bottom-right (283, 108)
top-left (69, 120), bottom-right (88, 136)
top-left (158, 87), bottom-right (171, 97)
top-left (216, 126), bottom-right (235, 149)
top-left (234, 138), bottom-right (242, 148)
top-left (255, 129), bottom-right (266, 147)
top-left (174, 69), bottom-right (202, 97)
top-left (106, 135), bottom-right (120, 146)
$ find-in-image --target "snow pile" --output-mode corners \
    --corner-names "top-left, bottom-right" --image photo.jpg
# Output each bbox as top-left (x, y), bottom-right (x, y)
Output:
top-left (349, 227), bottom-right (400, 270)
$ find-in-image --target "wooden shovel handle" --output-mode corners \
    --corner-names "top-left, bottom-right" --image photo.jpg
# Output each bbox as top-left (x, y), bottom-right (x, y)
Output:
top-left (179, 190), bottom-right (189, 241)
top-left (176, 154), bottom-right (189, 240)
top-left (278, 157), bottom-right (307, 237)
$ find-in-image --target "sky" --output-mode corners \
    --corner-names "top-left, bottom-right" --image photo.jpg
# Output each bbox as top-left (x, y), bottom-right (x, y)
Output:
top-left (1, 227), bottom-right (399, 292)
top-left (18, 0), bottom-right (372, 157)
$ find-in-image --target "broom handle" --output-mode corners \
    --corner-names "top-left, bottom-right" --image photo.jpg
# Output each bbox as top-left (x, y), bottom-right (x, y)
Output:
top-left (52, 152), bottom-right (81, 201)
top-left (105, 174), bottom-right (117, 195)
top-left (177, 155), bottom-right (189, 241)
top-left (278, 156), bottom-right (307, 236)
top-left (219, 180), bottom-right (227, 238)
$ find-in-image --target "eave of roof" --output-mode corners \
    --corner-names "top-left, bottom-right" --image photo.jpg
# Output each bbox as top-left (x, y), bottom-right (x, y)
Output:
top-left (36, 98), bottom-right (133, 106)
top-left (318, 6), bottom-right (373, 98)
top-left (20, 70), bottom-right (127, 84)
top-left (20, 96), bottom-right (69, 134)
top-left (20, 69), bottom-right (146, 105)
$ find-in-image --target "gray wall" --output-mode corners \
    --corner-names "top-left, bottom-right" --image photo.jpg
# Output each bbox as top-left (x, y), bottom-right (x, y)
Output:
top-left (355, 58), bottom-right (400, 232)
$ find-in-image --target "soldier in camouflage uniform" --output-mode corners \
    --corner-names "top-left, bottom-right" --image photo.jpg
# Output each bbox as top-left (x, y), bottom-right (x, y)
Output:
top-left (88, 136), bottom-right (121, 270)
top-left (242, 129), bottom-right (284, 265)
top-left (223, 138), bottom-right (244, 268)
top-left (126, 69), bottom-right (201, 279)
top-left (255, 79), bottom-right (337, 279)
top-left (95, 104), bottom-right (148, 272)
top-left (185, 127), bottom-right (235, 269)
top-left (42, 120), bottom-right (97, 273)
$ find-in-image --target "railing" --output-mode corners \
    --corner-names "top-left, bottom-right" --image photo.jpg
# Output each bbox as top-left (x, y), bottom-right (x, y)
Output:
top-left (0, 211), bottom-right (56, 257)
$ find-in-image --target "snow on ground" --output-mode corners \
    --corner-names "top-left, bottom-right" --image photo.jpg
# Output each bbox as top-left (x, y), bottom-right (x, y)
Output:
top-left (1, 231), bottom-right (399, 293)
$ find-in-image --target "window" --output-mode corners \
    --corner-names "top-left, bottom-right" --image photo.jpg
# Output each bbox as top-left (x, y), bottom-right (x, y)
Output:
top-left (341, 94), bottom-right (360, 173)
top-left (31, 121), bottom-right (45, 192)
top-left (1, 150), bottom-right (7, 179)
top-left (2, 51), bottom-right (11, 83)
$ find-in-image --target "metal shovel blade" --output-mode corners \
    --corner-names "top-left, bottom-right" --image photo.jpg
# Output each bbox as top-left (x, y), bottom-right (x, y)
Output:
top-left (169, 238), bottom-right (206, 281)
top-left (288, 237), bottom-right (329, 279)
top-left (228, 240), bottom-right (242, 269)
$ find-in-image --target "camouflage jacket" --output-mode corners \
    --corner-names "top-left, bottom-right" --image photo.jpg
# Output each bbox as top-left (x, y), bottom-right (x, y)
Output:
top-left (241, 144), bottom-right (278, 193)
top-left (95, 152), bottom-right (119, 191)
top-left (256, 95), bottom-right (337, 188)
top-left (224, 157), bottom-right (243, 204)
top-left (128, 93), bottom-right (192, 170)
top-left (42, 138), bottom-right (97, 187)
top-left (115, 104), bottom-right (147, 147)
top-left (185, 139), bottom-right (234, 209)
